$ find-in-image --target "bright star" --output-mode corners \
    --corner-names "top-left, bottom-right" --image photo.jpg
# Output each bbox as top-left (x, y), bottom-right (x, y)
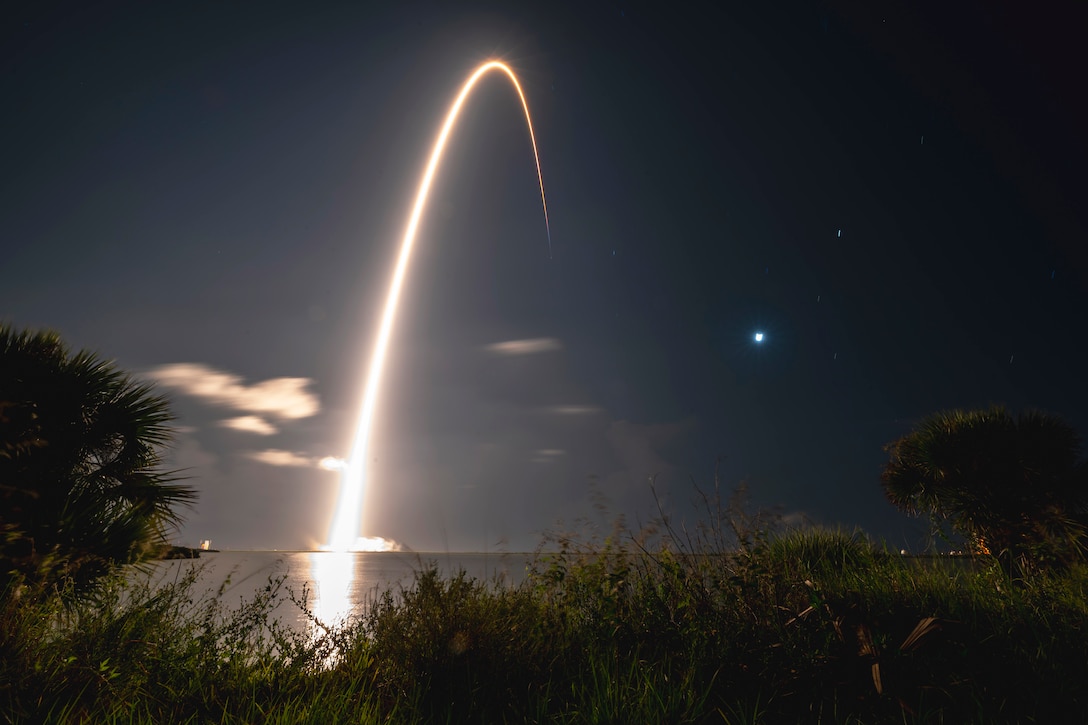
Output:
top-left (754, 332), bottom-right (764, 343)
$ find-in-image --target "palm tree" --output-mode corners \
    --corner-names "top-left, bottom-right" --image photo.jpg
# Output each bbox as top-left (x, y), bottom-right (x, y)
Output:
top-left (1, 325), bottom-right (196, 594)
top-left (882, 406), bottom-right (1088, 568)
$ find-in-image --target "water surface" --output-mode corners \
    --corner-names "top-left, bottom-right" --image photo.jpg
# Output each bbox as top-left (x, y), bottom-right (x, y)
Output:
top-left (145, 550), bottom-right (534, 636)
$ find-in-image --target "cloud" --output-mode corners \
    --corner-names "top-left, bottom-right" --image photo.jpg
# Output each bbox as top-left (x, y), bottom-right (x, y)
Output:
top-left (485, 338), bottom-right (562, 356)
top-left (546, 405), bottom-right (602, 415)
top-left (352, 536), bottom-right (402, 552)
top-left (244, 449), bottom-right (318, 468)
top-left (531, 448), bottom-right (566, 464)
top-left (318, 456), bottom-right (347, 471)
top-left (220, 416), bottom-right (278, 435)
top-left (147, 363), bottom-right (319, 419)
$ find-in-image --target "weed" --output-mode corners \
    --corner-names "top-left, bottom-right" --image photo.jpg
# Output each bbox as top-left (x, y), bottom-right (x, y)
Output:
top-left (4, 481), bottom-right (1087, 723)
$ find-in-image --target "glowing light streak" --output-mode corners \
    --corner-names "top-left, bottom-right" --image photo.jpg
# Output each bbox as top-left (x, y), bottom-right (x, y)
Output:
top-left (325, 60), bottom-right (551, 551)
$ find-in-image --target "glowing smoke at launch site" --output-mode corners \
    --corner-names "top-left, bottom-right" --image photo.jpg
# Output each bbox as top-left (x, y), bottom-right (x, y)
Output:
top-left (324, 61), bottom-right (551, 552)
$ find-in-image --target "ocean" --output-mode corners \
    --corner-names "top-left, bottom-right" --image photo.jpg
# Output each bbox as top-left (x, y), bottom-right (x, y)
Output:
top-left (143, 550), bottom-right (535, 637)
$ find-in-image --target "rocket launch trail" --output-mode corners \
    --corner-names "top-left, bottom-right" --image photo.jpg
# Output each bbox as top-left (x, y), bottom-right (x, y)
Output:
top-left (326, 61), bottom-right (551, 551)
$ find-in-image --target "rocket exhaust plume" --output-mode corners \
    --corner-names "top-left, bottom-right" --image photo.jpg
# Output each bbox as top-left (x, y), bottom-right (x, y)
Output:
top-left (325, 61), bottom-right (551, 551)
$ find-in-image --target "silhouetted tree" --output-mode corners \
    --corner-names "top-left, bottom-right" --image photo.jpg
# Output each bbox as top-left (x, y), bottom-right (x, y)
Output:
top-left (1, 325), bottom-right (195, 594)
top-left (882, 406), bottom-right (1088, 570)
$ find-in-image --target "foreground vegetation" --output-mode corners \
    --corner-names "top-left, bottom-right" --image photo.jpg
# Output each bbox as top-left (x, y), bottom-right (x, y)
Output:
top-left (4, 524), bottom-right (1087, 724)
top-left (882, 405), bottom-right (1088, 571)
top-left (1, 325), bottom-right (195, 594)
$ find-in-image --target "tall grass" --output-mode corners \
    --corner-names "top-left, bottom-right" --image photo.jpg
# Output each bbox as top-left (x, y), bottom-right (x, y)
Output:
top-left (4, 487), bottom-right (1087, 723)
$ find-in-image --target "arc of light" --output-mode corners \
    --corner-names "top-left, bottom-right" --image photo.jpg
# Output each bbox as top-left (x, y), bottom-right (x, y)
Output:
top-left (326, 61), bottom-right (551, 551)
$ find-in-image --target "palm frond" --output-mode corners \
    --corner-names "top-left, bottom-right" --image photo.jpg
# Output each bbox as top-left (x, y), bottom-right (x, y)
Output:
top-left (1, 324), bottom-right (197, 595)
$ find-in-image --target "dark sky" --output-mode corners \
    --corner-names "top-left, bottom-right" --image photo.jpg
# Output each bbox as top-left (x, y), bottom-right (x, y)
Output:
top-left (3, 0), bottom-right (1086, 552)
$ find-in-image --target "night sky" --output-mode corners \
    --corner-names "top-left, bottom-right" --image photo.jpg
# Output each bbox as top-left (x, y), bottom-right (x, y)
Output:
top-left (4, 1), bottom-right (1086, 552)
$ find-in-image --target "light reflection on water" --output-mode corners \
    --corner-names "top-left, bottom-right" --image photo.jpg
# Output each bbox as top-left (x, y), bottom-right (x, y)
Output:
top-left (308, 551), bottom-right (355, 631)
top-left (146, 551), bottom-right (532, 638)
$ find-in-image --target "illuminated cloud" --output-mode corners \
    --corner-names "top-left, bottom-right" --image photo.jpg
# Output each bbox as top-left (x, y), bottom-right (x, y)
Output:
top-left (319, 456), bottom-right (347, 471)
top-left (485, 338), bottom-right (561, 355)
top-left (352, 536), bottom-right (402, 552)
top-left (245, 449), bottom-right (316, 468)
top-left (546, 405), bottom-right (602, 415)
top-left (220, 416), bottom-right (277, 435)
top-left (530, 448), bottom-right (566, 464)
top-left (147, 363), bottom-right (319, 419)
